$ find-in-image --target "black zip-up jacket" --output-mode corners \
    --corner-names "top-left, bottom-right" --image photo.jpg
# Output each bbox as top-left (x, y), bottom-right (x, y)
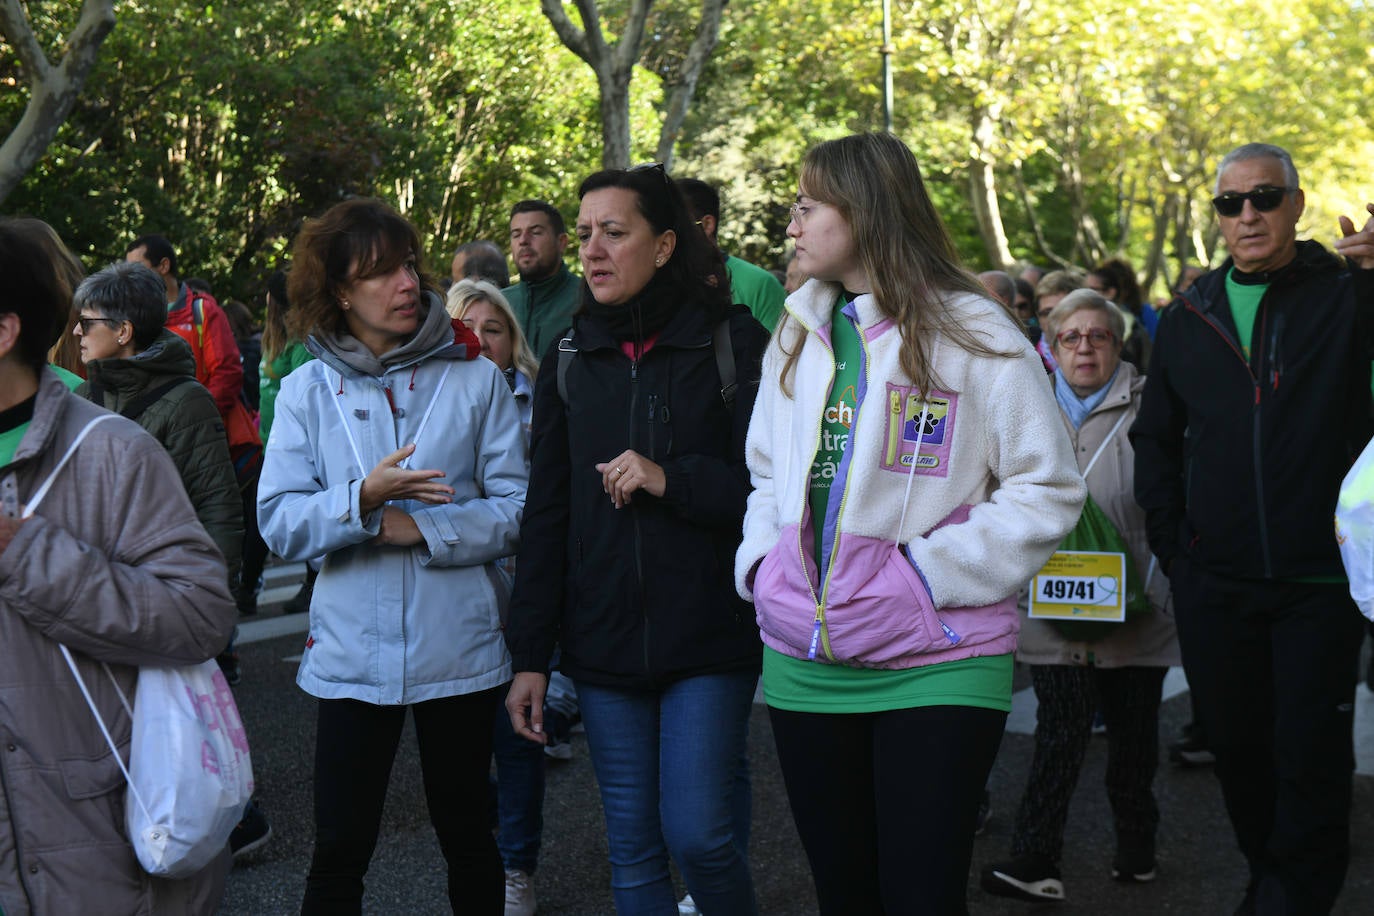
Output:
top-left (1131, 240), bottom-right (1374, 580)
top-left (505, 301), bottom-right (768, 689)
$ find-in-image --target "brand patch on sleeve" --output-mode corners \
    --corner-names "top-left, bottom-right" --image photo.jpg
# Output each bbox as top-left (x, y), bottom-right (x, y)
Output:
top-left (879, 384), bottom-right (957, 477)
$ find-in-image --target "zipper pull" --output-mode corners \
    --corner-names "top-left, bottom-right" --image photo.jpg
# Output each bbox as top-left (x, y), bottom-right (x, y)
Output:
top-left (807, 606), bottom-right (824, 660)
top-left (647, 394), bottom-right (658, 423)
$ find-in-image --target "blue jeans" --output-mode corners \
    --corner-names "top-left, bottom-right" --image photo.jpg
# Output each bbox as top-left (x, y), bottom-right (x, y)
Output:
top-left (577, 671), bottom-right (759, 916)
top-left (492, 682), bottom-right (545, 874)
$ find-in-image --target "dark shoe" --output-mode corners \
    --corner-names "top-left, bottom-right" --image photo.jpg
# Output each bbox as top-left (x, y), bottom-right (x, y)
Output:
top-left (981, 853), bottom-right (1065, 902)
top-left (235, 584), bottom-right (258, 617)
top-left (216, 649), bottom-right (241, 687)
top-left (1112, 836), bottom-right (1157, 882)
top-left (230, 800), bottom-right (272, 858)
top-left (1168, 722), bottom-right (1215, 767)
top-left (281, 578), bottom-right (313, 615)
top-left (974, 789), bottom-right (992, 836)
top-left (543, 710), bottom-right (574, 761)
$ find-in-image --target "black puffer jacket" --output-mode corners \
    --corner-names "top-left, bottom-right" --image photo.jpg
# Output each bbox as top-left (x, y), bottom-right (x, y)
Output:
top-left (1131, 241), bottom-right (1374, 579)
top-left (78, 331), bottom-right (243, 577)
top-left (506, 299), bottom-right (768, 689)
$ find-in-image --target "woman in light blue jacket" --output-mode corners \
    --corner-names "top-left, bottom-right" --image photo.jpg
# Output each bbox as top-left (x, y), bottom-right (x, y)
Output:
top-left (257, 199), bottom-right (528, 915)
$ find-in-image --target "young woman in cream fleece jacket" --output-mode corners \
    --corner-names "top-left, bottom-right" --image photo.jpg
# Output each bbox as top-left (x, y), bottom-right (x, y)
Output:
top-left (736, 133), bottom-right (1085, 915)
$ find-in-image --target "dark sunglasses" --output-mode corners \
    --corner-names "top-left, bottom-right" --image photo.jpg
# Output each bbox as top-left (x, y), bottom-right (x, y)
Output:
top-left (1211, 186), bottom-right (1293, 218)
top-left (75, 316), bottom-right (123, 333)
top-left (629, 161), bottom-right (670, 186)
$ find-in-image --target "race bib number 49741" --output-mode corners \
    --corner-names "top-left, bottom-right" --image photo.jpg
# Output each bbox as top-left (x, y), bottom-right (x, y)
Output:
top-left (1028, 550), bottom-right (1126, 623)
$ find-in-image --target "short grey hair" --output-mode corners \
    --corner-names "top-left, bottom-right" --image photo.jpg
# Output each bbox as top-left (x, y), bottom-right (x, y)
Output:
top-left (1045, 289), bottom-right (1126, 350)
top-left (452, 239), bottom-right (509, 288)
top-left (1215, 143), bottom-right (1300, 193)
top-left (73, 261), bottom-right (167, 351)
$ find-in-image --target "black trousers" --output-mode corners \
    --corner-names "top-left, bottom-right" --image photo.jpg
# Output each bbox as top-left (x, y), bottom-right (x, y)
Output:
top-left (768, 704), bottom-right (1005, 916)
top-left (302, 690), bottom-right (505, 915)
top-left (1011, 665), bottom-right (1167, 863)
top-left (1171, 559), bottom-right (1363, 915)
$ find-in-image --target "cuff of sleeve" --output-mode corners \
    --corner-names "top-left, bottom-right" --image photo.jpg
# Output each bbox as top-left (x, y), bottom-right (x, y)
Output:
top-left (352, 479), bottom-right (382, 536)
top-left (411, 506), bottom-right (459, 566)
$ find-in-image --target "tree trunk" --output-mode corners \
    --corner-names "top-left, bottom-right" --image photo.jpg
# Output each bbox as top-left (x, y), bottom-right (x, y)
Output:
top-left (0, 0), bottom-right (117, 203)
top-left (968, 108), bottom-right (1013, 269)
top-left (654, 0), bottom-right (727, 170)
top-left (598, 69), bottom-right (633, 169)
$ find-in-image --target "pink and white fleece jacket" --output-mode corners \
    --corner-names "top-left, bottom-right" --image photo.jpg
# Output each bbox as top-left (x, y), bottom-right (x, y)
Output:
top-left (736, 280), bottom-right (1086, 670)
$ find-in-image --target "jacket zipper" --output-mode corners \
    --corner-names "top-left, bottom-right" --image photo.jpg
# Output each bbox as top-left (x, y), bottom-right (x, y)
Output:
top-left (628, 357), bottom-right (649, 673)
top-left (1185, 298), bottom-right (1274, 577)
top-left (801, 350), bottom-right (838, 661)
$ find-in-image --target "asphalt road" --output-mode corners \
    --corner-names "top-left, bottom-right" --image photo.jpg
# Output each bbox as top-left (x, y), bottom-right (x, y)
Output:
top-left (220, 586), bottom-right (1374, 915)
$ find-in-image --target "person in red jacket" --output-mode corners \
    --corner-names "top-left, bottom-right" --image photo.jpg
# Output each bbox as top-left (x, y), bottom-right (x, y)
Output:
top-left (125, 235), bottom-right (244, 420)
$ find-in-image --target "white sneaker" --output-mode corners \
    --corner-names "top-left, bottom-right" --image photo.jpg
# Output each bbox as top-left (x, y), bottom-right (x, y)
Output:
top-left (678, 893), bottom-right (699, 915)
top-left (505, 868), bottom-right (536, 916)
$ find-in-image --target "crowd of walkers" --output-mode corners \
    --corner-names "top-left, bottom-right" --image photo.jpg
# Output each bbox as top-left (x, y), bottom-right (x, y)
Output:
top-left (0, 134), bottom-right (1372, 916)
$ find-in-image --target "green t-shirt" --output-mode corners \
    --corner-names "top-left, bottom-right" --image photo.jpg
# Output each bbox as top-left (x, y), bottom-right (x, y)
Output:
top-left (726, 255), bottom-right (786, 333)
top-left (1225, 268), bottom-right (1268, 360)
top-left (763, 646), bottom-right (1014, 713)
top-left (49, 365), bottom-right (84, 391)
top-left (0, 394), bottom-right (36, 467)
top-left (808, 295), bottom-right (861, 568)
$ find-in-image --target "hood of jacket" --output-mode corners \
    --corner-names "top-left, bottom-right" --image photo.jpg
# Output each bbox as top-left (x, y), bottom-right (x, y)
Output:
top-left (83, 329), bottom-right (196, 399)
top-left (307, 289), bottom-right (479, 378)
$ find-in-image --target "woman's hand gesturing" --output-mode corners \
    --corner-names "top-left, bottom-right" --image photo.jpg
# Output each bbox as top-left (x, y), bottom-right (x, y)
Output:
top-left (359, 443), bottom-right (454, 513)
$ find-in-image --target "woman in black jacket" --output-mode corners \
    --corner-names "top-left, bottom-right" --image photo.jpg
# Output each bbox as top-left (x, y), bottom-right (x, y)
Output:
top-left (505, 165), bottom-right (767, 915)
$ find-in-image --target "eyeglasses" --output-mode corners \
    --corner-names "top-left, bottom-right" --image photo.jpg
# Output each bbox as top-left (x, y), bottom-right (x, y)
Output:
top-left (789, 201), bottom-right (825, 224)
top-left (1211, 186), bottom-right (1294, 218)
top-left (76, 316), bottom-right (122, 334)
top-left (1055, 328), bottom-right (1115, 349)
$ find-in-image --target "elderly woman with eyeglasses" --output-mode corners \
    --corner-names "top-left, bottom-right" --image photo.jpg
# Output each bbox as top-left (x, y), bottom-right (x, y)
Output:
top-left (982, 288), bottom-right (1179, 904)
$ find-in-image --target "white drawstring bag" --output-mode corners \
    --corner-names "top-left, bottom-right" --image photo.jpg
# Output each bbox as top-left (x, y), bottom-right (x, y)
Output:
top-left (1336, 437), bottom-right (1374, 621)
top-left (26, 414), bottom-right (254, 878)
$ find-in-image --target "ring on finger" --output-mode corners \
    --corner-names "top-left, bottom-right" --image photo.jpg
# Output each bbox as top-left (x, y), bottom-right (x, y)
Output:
top-left (615, 465), bottom-right (626, 477)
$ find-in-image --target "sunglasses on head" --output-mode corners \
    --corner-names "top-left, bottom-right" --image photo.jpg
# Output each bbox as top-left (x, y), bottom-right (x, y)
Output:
top-left (1211, 186), bottom-right (1293, 218)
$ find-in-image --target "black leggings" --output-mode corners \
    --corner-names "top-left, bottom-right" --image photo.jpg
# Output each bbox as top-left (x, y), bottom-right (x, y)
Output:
top-left (302, 690), bottom-right (505, 915)
top-left (768, 704), bottom-right (1006, 916)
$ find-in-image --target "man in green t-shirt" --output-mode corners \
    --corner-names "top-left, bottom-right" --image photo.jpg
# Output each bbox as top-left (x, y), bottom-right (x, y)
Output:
top-left (1134, 142), bottom-right (1374, 915)
top-left (676, 178), bottom-right (787, 333)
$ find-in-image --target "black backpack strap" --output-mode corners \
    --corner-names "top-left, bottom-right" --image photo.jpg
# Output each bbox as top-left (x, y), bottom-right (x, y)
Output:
top-left (119, 376), bottom-right (197, 423)
top-left (713, 318), bottom-right (736, 407)
top-left (556, 328), bottom-right (577, 406)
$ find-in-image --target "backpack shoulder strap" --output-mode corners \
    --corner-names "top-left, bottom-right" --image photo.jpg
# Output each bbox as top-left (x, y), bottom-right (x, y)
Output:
top-left (190, 296), bottom-right (206, 349)
top-left (713, 317), bottom-right (736, 407)
top-left (119, 376), bottom-right (198, 423)
top-left (556, 328), bottom-right (577, 406)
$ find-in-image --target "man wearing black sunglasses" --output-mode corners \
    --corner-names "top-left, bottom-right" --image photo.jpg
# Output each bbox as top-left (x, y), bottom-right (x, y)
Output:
top-left (1133, 142), bottom-right (1374, 915)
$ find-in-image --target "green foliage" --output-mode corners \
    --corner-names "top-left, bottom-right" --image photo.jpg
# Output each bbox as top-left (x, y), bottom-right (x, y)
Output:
top-left (3, 0), bottom-right (1371, 302)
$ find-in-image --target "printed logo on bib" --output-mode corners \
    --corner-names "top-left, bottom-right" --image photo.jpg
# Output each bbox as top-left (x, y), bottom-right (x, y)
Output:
top-left (880, 383), bottom-right (957, 477)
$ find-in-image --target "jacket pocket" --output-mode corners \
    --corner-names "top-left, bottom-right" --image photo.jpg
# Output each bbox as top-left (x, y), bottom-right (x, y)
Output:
top-left (753, 532), bottom-right (822, 655)
top-left (821, 538), bottom-right (946, 666)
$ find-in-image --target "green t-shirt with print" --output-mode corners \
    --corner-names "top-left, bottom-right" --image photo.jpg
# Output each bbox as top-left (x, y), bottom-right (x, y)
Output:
top-left (808, 295), bottom-right (861, 569)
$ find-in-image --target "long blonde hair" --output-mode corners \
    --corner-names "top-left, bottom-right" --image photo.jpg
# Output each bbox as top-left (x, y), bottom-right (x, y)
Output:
top-left (779, 133), bottom-right (1016, 396)
top-left (446, 278), bottom-right (539, 381)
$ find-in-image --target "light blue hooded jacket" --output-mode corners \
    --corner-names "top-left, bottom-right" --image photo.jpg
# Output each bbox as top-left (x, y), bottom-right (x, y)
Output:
top-left (258, 294), bottom-right (528, 704)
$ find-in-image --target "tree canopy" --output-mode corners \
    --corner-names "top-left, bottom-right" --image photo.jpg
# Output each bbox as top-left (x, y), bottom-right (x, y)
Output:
top-left (2, 0), bottom-right (1369, 303)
